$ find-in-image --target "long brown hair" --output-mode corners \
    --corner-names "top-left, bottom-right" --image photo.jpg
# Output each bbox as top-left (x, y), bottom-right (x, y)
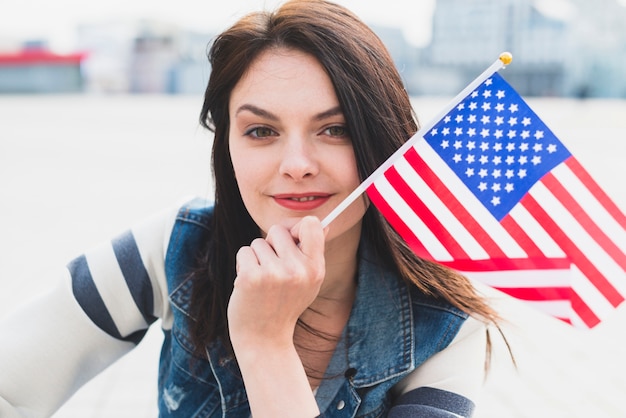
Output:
top-left (192, 0), bottom-right (504, 361)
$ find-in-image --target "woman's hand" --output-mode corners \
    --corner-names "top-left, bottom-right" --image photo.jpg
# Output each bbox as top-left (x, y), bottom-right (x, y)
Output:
top-left (227, 216), bottom-right (326, 418)
top-left (228, 216), bottom-right (326, 350)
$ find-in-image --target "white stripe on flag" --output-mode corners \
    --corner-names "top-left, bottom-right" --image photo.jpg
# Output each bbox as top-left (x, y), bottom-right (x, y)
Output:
top-left (552, 163), bottom-right (626, 252)
top-left (416, 141), bottom-right (528, 258)
top-left (463, 268), bottom-right (571, 288)
top-left (571, 265), bottom-right (616, 322)
top-left (373, 175), bottom-right (454, 261)
top-left (569, 311), bottom-right (586, 329)
top-left (531, 181), bottom-right (626, 295)
top-left (508, 204), bottom-right (566, 258)
top-left (394, 157), bottom-right (489, 259)
top-left (522, 300), bottom-right (573, 319)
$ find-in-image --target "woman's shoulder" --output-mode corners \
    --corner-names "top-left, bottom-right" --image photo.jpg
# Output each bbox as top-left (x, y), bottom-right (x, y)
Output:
top-left (174, 197), bottom-right (215, 227)
top-left (407, 284), bottom-right (469, 320)
top-left (164, 197), bottom-right (215, 287)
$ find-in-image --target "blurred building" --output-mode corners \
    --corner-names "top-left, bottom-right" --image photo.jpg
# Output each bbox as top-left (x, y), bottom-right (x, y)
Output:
top-left (0, 43), bottom-right (85, 93)
top-left (76, 20), bottom-right (212, 94)
top-left (2, 1), bottom-right (624, 97)
top-left (411, 0), bottom-right (626, 97)
top-left (74, 21), bottom-right (136, 93)
top-left (369, 25), bottom-right (422, 94)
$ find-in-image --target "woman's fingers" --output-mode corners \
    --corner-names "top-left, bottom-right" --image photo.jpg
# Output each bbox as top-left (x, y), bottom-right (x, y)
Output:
top-left (235, 244), bottom-right (259, 275)
top-left (290, 216), bottom-right (326, 263)
top-left (230, 218), bottom-right (326, 327)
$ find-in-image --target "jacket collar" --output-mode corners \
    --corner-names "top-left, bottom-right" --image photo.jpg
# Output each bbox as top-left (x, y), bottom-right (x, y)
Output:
top-left (344, 246), bottom-right (415, 388)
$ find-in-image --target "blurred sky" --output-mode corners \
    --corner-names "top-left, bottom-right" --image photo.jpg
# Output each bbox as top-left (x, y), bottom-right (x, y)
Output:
top-left (0, 0), bottom-right (436, 52)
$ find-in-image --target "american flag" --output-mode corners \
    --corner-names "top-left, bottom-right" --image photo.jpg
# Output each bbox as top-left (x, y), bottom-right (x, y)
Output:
top-left (365, 72), bottom-right (626, 328)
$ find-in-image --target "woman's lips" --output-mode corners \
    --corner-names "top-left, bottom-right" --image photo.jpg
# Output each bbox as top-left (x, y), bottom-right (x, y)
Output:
top-left (272, 193), bottom-right (331, 211)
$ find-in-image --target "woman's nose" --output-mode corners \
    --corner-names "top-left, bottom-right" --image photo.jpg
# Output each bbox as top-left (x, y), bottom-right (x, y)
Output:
top-left (278, 137), bottom-right (319, 181)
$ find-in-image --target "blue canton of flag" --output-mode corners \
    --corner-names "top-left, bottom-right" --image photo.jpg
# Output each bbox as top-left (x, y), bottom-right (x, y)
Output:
top-left (351, 57), bottom-right (625, 328)
top-left (424, 73), bottom-right (572, 221)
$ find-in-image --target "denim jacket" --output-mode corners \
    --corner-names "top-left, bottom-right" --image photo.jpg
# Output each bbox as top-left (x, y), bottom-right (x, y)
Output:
top-left (158, 199), bottom-right (468, 418)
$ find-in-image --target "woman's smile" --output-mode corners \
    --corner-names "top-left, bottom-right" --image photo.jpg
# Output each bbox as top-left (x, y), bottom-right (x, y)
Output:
top-left (272, 193), bottom-right (332, 211)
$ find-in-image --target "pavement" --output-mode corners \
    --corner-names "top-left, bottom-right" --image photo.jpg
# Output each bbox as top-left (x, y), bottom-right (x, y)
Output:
top-left (0, 95), bottom-right (624, 417)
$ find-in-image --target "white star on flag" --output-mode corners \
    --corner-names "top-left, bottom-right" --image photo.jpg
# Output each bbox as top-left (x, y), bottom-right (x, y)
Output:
top-left (323, 55), bottom-right (625, 328)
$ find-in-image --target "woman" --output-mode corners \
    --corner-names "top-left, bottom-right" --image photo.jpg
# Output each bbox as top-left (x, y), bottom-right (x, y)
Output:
top-left (0, 1), bottom-right (504, 417)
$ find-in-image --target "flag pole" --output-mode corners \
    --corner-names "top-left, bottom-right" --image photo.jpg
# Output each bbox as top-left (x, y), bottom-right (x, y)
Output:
top-left (321, 52), bottom-right (513, 228)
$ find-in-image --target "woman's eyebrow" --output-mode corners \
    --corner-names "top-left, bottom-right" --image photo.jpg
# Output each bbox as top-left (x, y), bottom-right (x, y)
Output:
top-left (235, 104), bottom-right (279, 121)
top-left (313, 106), bottom-right (343, 121)
top-left (235, 104), bottom-right (343, 121)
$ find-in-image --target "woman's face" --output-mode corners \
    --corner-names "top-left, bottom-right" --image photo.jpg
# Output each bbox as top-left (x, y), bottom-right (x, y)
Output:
top-left (228, 47), bottom-right (367, 244)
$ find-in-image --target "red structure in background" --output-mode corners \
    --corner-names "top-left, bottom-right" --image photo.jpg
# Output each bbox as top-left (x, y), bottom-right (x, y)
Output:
top-left (0, 49), bottom-right (87, 93)
top-left (0, 49), bottom-right (85, 65)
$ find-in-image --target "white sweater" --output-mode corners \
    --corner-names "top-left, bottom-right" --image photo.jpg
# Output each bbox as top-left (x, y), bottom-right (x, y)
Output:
top-left (0, 203), bottom-right (487, 417)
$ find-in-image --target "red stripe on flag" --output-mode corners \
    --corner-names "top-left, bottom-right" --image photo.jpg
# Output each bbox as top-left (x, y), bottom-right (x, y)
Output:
top-left (542, 172), bottom-right (626, 270)
top-left (441, 257), bottom-right (571, 271)
top-left (366, 183), bottom-right (433, 259)
top-left (565, 157), bottom-right (626, 229)
top-left (571, 289), bottom-right (601, 328)
top-left (500, 214), bottom-right (546, 258)
top-left (493, 286), bottom-right (571, 301)
top-left (556, 317), bottom-right (572, 325)
top-left (385, 165), bottom-right (470, 259)
top-left (521, 193), bottom-right (624, 308)
top-left (407, 147), bottom-right (508, 259)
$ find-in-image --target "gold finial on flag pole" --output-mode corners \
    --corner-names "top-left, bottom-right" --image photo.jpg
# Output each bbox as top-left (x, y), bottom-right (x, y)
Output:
top-left (499, 52), bottom-right (513, 66)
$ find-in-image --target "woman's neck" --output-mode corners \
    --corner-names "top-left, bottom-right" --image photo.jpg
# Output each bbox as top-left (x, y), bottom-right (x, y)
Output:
top-left (316, 221), bottom-right (361, 303)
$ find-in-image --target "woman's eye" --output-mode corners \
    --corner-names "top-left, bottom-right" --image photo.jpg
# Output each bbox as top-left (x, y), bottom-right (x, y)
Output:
top-left (245, 126), bottom-right (276, 138)
top-left (325, 125), bottom-right (348, 137)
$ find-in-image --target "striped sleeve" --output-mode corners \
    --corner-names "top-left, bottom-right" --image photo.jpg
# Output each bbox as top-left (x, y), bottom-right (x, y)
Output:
top-left (391, 316), bottom-right (487, 415)
top-left (388, 387), bottom-right (475, 417)
top-left (67, 206), bottom-right (177, 343)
